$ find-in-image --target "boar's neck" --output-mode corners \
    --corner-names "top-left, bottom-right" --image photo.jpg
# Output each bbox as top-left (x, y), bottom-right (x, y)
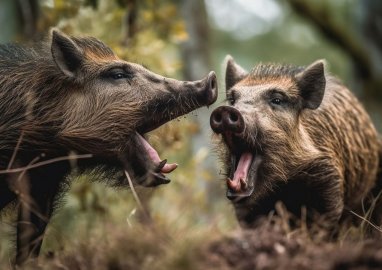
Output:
top-left (0, 46), bottom-right (77, 165)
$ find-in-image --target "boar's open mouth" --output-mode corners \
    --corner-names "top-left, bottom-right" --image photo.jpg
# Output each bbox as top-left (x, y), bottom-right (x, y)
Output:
top-left (224, 134), bottom-right (263, 202)
top-left (124, 71), bottom-right (218, 187)
top-left (126, 133), bottom-right (180, 188)
top-left (209, 105), bottom-right (263, 201)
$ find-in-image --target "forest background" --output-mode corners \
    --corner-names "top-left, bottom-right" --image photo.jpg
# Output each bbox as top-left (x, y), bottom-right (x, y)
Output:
top-left (0, 0), bottom-right (381, 268)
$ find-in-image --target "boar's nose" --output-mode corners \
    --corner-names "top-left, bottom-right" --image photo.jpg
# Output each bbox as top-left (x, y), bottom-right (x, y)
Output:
top-left (196, 71), bottom-right (218, 106)
top-left (206, 71), bottom-right (218, 105)
top-left (210, 106), bottom-right (244, 134)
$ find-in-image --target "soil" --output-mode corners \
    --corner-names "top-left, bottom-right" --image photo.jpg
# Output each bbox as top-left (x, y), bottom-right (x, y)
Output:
top-left (200, 219), bottom-right (382, 270)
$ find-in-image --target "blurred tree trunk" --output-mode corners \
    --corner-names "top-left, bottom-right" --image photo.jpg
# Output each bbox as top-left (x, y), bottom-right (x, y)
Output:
top-left (179, 0), bottom-right (222, 212)
top-left (179, 0), bottom-right (210, 149)
top-left (0, 0), bottom-right (39, 42)
top-left (17, 0), bottom-right (39, 40)
top-left (362, 0), bottom-right (382, 61)
top-left (122, 0), bottom-right (138, 46)
top-left (360, 0), bottom-right (382, 100)
top-left (179, 0), bottom-right (211, 80)
top-left (179, 0), bottom-right (211, 166)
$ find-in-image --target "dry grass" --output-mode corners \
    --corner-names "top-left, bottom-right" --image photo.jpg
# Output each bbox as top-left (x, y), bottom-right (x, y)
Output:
top-left (3, 211), bottom-right (382, 270)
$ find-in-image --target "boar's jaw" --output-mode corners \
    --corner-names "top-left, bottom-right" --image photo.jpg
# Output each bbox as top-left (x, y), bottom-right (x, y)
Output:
top-left (226, 151), bottom-right (263, 202)
top-left (137, 71), bottom-right (218, 134)
top-left (121, 132), bottom-right (178, 187)
top-left (223, 134), bottom-right (263, 202)
top-left (124, 72), bottom-right (217, 187)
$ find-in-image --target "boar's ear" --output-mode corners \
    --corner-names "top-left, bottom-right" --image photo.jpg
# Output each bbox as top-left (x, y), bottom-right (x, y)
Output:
top-left (225, 55), bottom-right (248, 90)
top-left (296, 60), bottom-right (326, 110)
top-left (51, 29), bottom-right (83, 78)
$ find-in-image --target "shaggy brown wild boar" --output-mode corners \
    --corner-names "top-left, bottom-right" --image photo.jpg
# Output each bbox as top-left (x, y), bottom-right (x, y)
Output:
top-left (210, 56), bottom-right (380, 227)
top-left (0, 30), bottom-right (217, 264)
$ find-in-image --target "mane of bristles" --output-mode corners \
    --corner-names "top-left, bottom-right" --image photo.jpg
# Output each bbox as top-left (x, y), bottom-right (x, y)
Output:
top-left (0, 35), bottom-right (115, 64)
top-left (0, 43), bottom-right (38, 63)
top-left (249, 63), bottom-right (305, 79)
top-left (71, 36), bottom-right (115, 58)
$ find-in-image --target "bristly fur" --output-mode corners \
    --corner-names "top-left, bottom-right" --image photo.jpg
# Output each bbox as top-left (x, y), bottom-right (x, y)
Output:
top-left (215, 58), bottom-right (380, 228)
top-left (71, 36), bottom-right (115, 57)
top-left (249, 63), bottom-right (305, 79)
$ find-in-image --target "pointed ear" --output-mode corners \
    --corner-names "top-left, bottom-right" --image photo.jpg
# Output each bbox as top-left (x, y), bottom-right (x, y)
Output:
top-left (296, 60), bottom-right (326, 110)
top-left (225, 55), bottom-right (248, 90)
top-left (51, 29), bottom-right (83, 78)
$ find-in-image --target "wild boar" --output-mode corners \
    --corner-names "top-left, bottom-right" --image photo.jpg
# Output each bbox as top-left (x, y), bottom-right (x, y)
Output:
top-left (0, 30), bottom-right (217, 263)
top-left (210, 56), bottom-right (379, 228)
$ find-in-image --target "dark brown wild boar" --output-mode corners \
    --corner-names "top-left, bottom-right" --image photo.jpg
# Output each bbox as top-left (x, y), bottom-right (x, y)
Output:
top-left (0, 30), bottom-right (217, 264)
top-left (210, 56), bottom-right (379, 228)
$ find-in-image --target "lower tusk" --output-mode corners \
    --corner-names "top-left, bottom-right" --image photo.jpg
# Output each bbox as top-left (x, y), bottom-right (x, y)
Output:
top-left (227, 178), bottom-right (241, 192)
top-left (240, 178), bottom-right (247, 190)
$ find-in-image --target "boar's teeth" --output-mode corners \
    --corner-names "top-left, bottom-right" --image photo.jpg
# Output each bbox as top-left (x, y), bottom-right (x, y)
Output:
top-left (155, 159), bottom-right (167, 172)
top-left (227, 177), bottom-right (241, 192)
top-left (150, 172), bottom-right (171, 185)
top-left (240, 178), bottom-right (248, 190)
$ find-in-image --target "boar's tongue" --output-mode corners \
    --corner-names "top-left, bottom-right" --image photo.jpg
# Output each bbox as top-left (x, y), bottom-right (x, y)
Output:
top-left (227, 152), bottom-right (253, 193)
top-left (137, 133), bottom-right (178, 174)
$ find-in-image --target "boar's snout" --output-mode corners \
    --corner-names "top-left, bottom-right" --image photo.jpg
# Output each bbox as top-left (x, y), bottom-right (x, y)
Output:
top-left (210, 106), bottom-right (244, 134)
top-left (196, 71), bottom-right (218, 106)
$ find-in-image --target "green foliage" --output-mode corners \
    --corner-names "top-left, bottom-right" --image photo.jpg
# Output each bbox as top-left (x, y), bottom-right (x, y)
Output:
top-left (40, 0), bottom-right (187, 76)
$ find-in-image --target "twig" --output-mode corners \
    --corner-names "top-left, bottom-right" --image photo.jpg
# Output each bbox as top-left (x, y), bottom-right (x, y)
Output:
top-left (7, 131), bottom-right (24, 170)
top-left (349, 210), bottom-right (382, 233)
top-left (286, 0), bottom-right (372, 78)
top-left (0, 154), bottom-right (92, 174)
top-left (124, 170), bottom-right (144, 210)
top-left (124, 170), bottom-right (151, 222)
top-left (15, 155), bottom-right (47, 222)
top-left (17, 155), bottom-right (40, 184)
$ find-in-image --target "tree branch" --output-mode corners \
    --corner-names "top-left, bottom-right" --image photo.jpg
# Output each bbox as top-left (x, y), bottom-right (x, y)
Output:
top-left (287, 0), bottom-right (373, 79)
top-left (122, 0), bottom-right (138, 46)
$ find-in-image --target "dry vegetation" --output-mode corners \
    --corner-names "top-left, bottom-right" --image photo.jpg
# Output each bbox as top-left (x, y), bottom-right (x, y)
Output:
top-left (2, 199), bottom-right (382, 269)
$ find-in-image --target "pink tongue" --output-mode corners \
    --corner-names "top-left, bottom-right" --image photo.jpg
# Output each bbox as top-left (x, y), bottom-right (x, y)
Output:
top-left (227, 152), bottom-right (253, 192)
top-left (137, 133), bottom-right (178, 174)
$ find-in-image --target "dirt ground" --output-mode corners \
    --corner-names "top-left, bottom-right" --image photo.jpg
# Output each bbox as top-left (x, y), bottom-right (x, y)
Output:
top-left (200, 221), bottom-right (382, 270)
top-left (10, 216), bottom-right (381, 270)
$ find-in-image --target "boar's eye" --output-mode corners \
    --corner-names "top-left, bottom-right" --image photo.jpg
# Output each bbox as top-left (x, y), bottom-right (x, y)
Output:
top-left (268, 89), bottom-right (288, 107)
top-left (104, 67), bottom-right (134, 81)
top-left (112, 72), bottom-right (128, 80)
top-left (271, 98), bottom-right (282, 105)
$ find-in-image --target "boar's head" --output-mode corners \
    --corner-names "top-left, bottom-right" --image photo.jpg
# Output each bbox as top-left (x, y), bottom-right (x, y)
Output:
top-left (210, 55), bottom-right (326, 218)
top-left (35, 30), bottom-right (217, 187)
